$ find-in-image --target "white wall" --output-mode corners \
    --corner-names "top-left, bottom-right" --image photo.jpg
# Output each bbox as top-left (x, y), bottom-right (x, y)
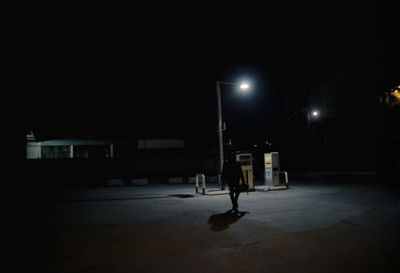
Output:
top-left (26, 142), bottom-right (41, 159)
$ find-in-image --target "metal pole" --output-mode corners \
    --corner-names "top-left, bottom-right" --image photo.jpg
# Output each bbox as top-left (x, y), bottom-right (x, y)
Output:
top-left (306, 111), bottom-right (311, 138)
top-left (110, 144), bottom-right (114, 158)
top-left (216, 81), bottom-right (224, 190)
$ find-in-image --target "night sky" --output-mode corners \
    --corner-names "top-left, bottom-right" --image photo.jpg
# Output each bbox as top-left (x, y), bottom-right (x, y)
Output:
top-left (22, 1), bottom-right (398, 147)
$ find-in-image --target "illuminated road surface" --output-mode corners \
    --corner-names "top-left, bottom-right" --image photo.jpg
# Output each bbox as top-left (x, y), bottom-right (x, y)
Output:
top-left (31, 178), bottom-right (400, 273)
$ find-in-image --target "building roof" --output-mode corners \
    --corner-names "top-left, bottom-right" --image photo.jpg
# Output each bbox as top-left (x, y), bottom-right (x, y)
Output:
top-left (40, 139), bottom-right (132, 146)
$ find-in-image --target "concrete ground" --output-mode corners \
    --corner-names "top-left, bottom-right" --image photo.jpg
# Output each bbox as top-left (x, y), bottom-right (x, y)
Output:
top-left (29, 176), bottom-right (400, 273)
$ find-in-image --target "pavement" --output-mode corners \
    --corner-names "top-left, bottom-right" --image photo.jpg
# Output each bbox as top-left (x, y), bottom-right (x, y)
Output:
top-left (28, 176), bottom-right (400, 273)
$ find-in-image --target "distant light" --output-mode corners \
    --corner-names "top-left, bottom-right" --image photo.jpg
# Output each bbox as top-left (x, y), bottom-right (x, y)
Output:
top-left (239, 82), bottom-right (250, 90)
top-left (237, 82), bottom-right (250, 95)
top-left (393, 90), bottom-right (400, 100)
top-left (312, 110), bottom-right (319, 117)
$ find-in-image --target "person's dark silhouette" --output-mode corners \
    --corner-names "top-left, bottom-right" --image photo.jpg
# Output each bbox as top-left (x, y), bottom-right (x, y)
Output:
top-left (222, 154), bottom-right (245, 211)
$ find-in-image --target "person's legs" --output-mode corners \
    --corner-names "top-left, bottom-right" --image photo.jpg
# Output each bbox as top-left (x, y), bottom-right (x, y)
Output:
top-left (233, 188), bottom-right (240, 210)
top-left (229, 185), bottom-right (235, 209)
top-left (229, 190), bottom-right (235, 209)
top-left (228, 182), bottom-right (241, 210)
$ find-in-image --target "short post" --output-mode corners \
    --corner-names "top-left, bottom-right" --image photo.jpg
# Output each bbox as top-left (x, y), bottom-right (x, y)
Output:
top-left (201, 174), bottom-right (206, 195)
top-left (110, 144), bottom-right (114, 158)
top-left (195, 174), bottom-right (199, 194)
top-left (284, 171), bottom-right (289, 188)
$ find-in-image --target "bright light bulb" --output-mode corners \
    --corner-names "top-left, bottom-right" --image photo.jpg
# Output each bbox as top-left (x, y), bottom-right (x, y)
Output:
top-left (239, 83), bottom-right (249, 90)
top-left (312, 111), bottom-right (319, 117)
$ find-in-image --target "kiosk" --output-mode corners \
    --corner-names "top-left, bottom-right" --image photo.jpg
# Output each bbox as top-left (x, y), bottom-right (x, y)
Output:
top-left (264, 152), bottom-right (288, 189)
top-left (264, 152), bottom-right (280, 187)
top-left (236, 153), bottom-right (254, 190)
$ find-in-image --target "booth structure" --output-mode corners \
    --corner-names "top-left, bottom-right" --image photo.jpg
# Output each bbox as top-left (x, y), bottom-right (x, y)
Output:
top-left (264, 152), bottom-right (289, 190)
top-left (264, 152), bottom-right (280, 187)
top-left (236, 153), bottom-right (254, 190)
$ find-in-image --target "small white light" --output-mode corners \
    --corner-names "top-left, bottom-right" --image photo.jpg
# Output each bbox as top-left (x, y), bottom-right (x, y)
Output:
top-left (239, 83), bottom-right (249, 90)
top-left (312, 111), bottom-right (319, 117)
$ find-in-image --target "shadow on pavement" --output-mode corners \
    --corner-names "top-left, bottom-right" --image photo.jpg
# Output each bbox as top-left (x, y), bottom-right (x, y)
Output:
top-left (208, 210), bottom-right (249, 231)
top-left (169, 194), bottom-right (195, 198)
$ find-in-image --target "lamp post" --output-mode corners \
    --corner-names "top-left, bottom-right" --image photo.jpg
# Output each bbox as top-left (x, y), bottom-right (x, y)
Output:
top-left (216, 81), bottom-right (250, 190)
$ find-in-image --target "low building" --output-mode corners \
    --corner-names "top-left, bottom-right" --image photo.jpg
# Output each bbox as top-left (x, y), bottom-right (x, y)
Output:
top-left (26, 131), bottom-right (185, 159)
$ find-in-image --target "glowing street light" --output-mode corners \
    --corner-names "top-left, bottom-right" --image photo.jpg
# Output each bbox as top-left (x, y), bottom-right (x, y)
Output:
top-left (216, 80), bottom-right (251, 189)
top-left (307, 109), bottom-right (320, 129)
top-left (239, 82), bottom-right (250, 90)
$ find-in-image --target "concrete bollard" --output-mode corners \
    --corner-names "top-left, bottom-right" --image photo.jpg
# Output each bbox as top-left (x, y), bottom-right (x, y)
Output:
top-left (195, 174), bottom-right (206, 195)
top-left (195, 175), bottom-right (199, 194)
top-left (201, 174), bottom-right (206, 195)
top-left (284, 171), bottom-right (289, 188)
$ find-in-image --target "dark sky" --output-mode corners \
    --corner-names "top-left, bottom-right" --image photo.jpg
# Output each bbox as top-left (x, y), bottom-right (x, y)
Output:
top-left (22, 1), bottom-right (398, 142)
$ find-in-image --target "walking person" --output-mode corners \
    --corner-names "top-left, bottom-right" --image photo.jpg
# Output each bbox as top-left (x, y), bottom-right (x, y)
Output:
top-left (222, 153), bottom-right (245, 211)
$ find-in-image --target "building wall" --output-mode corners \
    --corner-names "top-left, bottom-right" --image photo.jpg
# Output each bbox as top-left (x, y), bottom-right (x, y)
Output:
top-left (41, 146), bottom-right (71, 159)
top-left (74, 145), bottom-right (110, 158)
top-left (26, 142), bottom-right (41, 159)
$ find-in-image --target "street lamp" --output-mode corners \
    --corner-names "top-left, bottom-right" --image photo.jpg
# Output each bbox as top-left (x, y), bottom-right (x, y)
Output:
top-left (239, 82), bottom-right (250, 91)
top-left (307, 109), bottom-right (320, 127)
top-left (216, 80), bottom-right (250, 190)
